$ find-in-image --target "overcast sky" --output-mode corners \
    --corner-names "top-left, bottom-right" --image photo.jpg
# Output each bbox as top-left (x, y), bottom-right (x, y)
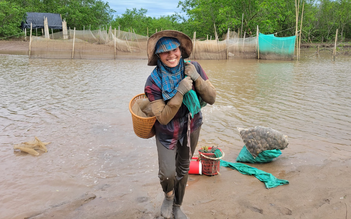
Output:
top-left (106, 0), bottom-right (183, 18)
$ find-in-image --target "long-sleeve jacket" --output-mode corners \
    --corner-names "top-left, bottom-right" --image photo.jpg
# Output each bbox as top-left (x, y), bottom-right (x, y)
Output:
top-left (144, 61), bottom-right (216, 149)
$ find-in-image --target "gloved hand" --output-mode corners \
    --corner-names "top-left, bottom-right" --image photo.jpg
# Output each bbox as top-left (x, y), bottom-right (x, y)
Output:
top-left (185, 62), bottom-right (200, 81)
top-left (177, 77), bottom-right (193, 95)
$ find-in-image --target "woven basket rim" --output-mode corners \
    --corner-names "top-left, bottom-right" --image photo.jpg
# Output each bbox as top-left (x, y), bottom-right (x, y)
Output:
top-left (129, 93), bottom-right (156, 121)
top-left (199, 147), bottom-right (225, 160)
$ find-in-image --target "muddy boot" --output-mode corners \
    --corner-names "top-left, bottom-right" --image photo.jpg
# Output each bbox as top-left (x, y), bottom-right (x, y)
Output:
top-left (160, 192), bottom-right (174, 218)
top-left (173, 205), bottom-right (188, 219)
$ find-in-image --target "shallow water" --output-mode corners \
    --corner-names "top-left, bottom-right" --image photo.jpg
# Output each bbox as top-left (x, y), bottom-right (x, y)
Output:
top-left (1, 51), bottom-right (351, 218)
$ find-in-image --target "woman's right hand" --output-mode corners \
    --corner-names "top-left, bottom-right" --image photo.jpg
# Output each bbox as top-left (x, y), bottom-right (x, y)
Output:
top-left (177, 77), bottom-right (193, 95)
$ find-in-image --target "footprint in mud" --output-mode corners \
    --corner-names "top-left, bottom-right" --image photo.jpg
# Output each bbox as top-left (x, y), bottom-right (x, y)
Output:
top-left (136, 196), bottom-right (149, 203)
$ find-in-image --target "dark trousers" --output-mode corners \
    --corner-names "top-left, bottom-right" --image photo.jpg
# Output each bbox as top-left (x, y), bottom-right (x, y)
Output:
top-left (156, 126), bottom-right (201, 206)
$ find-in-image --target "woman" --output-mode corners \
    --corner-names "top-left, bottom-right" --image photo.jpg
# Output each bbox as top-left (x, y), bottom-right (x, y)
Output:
top-left (144, 30), bottom-right (216, 219)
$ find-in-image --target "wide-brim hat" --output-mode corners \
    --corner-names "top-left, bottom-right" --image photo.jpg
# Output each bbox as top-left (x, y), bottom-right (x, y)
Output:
top-left (147, 30), bottom-right (193, 66)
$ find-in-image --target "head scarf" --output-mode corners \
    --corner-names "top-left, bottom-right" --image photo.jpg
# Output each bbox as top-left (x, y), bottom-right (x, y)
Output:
top-left (151, 37), bottom-right (184, 101)
top-left (155, 37), bottom-right (180, 54)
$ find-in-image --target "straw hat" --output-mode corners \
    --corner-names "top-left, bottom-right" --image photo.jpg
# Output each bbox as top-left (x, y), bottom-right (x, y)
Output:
top-left (147, 30), bottom-right (193, 66)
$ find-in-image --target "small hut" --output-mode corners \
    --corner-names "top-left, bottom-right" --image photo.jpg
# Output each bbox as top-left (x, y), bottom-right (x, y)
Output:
top-left (21, 12), bottom-right (62, 30)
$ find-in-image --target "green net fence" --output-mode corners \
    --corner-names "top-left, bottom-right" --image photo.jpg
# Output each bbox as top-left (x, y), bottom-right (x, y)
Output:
top-left (258, 33), bottom-right (296, 60)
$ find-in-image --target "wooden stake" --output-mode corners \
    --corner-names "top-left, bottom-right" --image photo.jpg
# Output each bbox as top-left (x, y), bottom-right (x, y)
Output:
top-left (193, 32), bottom-right (196, 60)
top-left (333, 29), bottom-right (338, 61)
top-left (62, 19), bottom-right (68, 39)
top-left (114, 28), bottom-right (117, 59)
top-left (71, 27), bottom-right (76, 59)
top-left (298, 2), bottom-right (305, 60)
top-left (214, 23), bottom-right (218, 41)
top-left (295, 0), bottom-right (299, 59)
top-left (241, 13), bottom-right (244, 38)
top-left (257, 25), bottom-right (259, 59)
top-left (226, 28), bottom-right (230, 60)
top-left (243, 31), bottom-right (246, 54)
top-left (44, 17), bottom-right (50, 39)
top-left (29, 23), bottom-right (32, 56)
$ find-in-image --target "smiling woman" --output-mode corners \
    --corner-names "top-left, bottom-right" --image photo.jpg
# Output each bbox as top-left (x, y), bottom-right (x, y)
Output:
top-left (143, 30), bottom-right (216, 219)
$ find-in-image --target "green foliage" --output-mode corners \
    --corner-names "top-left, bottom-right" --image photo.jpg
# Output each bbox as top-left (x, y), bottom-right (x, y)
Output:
top-left (1, 0), bottom-right (350, 42)
top-left (0, 0), bottom-right (25, 38)
top-left (111, 8), bottom-right (182, 37)
top-left (1, 0), bottom-right (114, 38)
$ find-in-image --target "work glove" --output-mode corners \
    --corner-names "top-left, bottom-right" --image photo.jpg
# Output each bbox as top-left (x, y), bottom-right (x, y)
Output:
top-left (177, 77), bottom-right (193, 96)
top-left (185, 62), bottom-right (200, 81)
top-left (151, 93), bottom-right (183, 125)
top-left (177, 77), bottom-right (193, 95)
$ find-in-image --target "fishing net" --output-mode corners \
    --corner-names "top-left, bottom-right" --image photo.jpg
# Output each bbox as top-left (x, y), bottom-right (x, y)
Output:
top-left (237, 126), bottom-right (289, 158)
top-left (183, 90), bottom-right (201, 118)
top-left (259, 33), bottom-right (296, 60)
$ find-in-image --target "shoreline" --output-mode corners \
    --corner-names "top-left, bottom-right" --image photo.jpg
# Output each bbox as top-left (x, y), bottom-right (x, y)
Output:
top-left (1, 40), bottom-right (350, 56)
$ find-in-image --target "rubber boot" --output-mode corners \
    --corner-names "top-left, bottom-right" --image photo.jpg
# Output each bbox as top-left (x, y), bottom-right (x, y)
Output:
top-left (173, 205), bottom-right (188, 219)
top-left (160, 192), bottom-right (174, 218)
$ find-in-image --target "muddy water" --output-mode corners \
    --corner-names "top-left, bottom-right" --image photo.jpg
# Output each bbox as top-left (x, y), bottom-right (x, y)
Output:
top-left (0, 52), bottom-right (351, 218)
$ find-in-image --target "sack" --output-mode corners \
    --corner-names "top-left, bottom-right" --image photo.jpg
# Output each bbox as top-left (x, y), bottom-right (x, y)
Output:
top-left (131, 99), bottom-right (154, 118)
top-left (237, 126), bottom-right (289, 158)
top-left (236, 145), bottom-right (282, 163)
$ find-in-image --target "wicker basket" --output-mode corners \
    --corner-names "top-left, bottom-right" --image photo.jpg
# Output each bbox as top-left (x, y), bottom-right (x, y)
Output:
top-left (129, 93), bottom-right (156, 139)
top-left (198, 147), bottom-right (225, 176)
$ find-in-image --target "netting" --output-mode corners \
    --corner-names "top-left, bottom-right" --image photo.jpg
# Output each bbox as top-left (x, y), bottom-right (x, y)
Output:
top-left (30, 29), bottom-right (147, 59)
top-left (28, 29), bottom-right (295, 60)
top-left (259, 33), bottom-right (296, 60)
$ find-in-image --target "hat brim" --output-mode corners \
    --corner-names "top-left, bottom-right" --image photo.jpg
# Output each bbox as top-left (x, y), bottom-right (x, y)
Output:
top-left (147, 30), bottom-right (193, 66)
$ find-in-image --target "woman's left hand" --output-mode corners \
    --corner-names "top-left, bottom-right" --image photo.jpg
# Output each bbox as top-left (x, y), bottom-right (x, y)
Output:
top-left (185, 62), bottom-right (200, 81)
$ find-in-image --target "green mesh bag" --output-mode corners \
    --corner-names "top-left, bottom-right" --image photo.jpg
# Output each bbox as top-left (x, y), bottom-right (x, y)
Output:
top-left (236, 145), bottom-right (282, 163)
top-left (182, 61), bottom-right (207, 117)
top-left (183, 89), bottom-right (201, 118)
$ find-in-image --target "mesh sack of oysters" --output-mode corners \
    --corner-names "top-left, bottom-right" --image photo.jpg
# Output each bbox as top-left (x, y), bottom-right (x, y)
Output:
top-left (237, 126), bottom-right (289, 158)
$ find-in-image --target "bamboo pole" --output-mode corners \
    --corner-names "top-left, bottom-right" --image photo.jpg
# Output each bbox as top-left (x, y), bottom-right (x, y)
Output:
top-left (243, 31), bottom-right (246, 54)
top-left (241, 13), bottom-right (244, 38)
top-left (226, 28), bottom-right (229, 60)
top-left (24, 28), bottom-right (27, 41)
top-left (62, 19), bottom-right (68, 39)
top-left (333, 29), bottom-right (338, 61)
top-left (214, 23), bottom-right (218, 41)
top-left (71, 27), bottom-right (76, 59)
top-left (44, 17), bottom-right (50, 39)
top-left (193, 32), bottom-right (196, 60)
top-left (298, 2), bottom-right (305, 60)
top-left (114, 28), bottom-right (117, 59)
top-left (28, 23), bottom-right (32, 57)
top-left (257, 25), bottom-right (259, 59)
top-left (295, 0), bottom-right (299, 60)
